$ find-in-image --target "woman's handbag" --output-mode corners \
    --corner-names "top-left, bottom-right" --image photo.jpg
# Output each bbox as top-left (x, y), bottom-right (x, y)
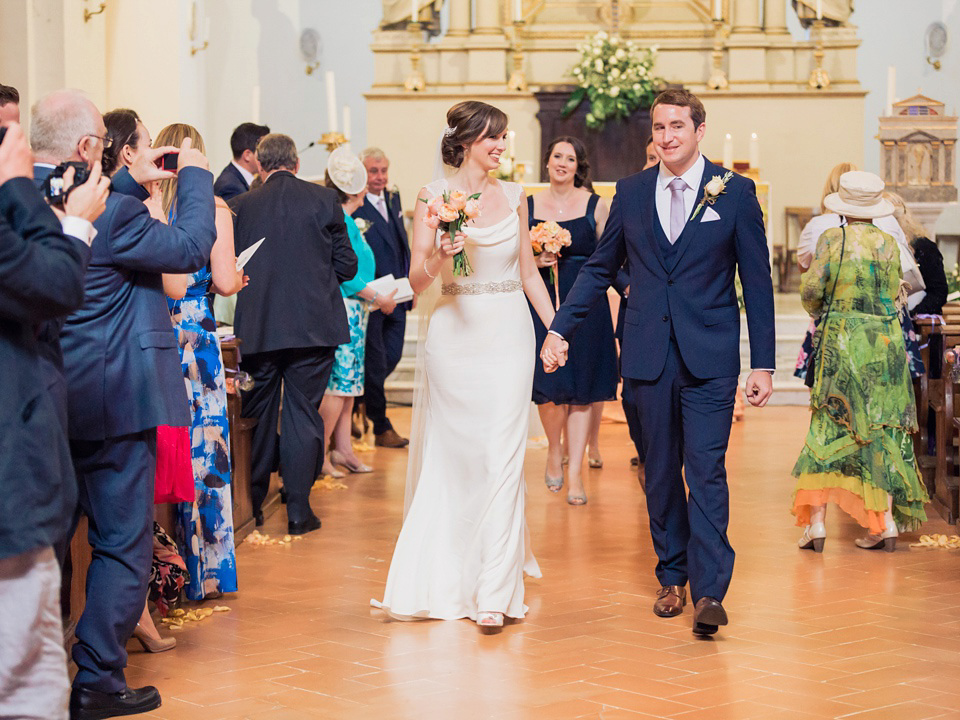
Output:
top-left (154, 425), bottom-right (194, 503)
top-left (805, 225), bottom-right (846, 389)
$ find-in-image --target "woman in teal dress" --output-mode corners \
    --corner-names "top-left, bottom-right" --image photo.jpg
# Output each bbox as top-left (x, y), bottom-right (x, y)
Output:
top-left (156, 123), bottom-right (246, 599)
top-left (792, 171), bottom-right (928, 553)
top-left (320, 147), bottom-right (398, 477)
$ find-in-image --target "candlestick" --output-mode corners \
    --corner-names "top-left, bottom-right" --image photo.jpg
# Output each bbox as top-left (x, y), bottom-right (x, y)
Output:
top-left (749, 132), bottom-right (760, 170)
top-left (507, 20), bottom-right (527, 92)
top-left (808, 19), bottom-right (830, 89)
top-left (707, 18), bottom-right (729, 90)
top-left (325, 71), bottom-right (338, 132)
top-left (404, 22), bottom-right (426, 91)
top-left (886, 66), bottom-right (896, 115)
top-left (722, 133), bottom-right (733, 169)
top-left (343, 105), bottom-right (351, 143)
top-left (507, 130), bottom-right (516, 158)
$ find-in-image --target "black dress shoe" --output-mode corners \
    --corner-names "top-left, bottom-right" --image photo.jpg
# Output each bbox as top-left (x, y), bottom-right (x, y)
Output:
top-left (254, 510), bottom-right (264, 527)
top-left (288, 514), bottom-right (321, 536)
top-left (692, 597), bottom-right (728, 636)
top-left (70, 685), bottom-right (161, 719)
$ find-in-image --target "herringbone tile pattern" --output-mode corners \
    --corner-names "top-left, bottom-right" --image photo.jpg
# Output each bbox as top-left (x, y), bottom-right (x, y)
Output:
top-left (129, 406), bottom-right (960, 719)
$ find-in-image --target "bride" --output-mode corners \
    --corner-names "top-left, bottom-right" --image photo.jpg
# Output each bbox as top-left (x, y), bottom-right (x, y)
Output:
top-left (374, 101), bottom-right (562, 628)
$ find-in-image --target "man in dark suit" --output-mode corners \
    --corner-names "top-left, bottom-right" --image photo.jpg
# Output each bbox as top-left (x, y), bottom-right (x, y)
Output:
top-left (30, 89), bottom-right (218, 718)
top-left (353, 147), bottom-right (410, 447)
top-left (0, 83), bottom-right (20, 124)
top-left (230, 134), bottom-right (357, 535)
top-left (543, 89), bottom-right (775, 636)
top-left (0, 121), bottom-right (100, 720)
top-left (214, 121), bottom-right (269, 201)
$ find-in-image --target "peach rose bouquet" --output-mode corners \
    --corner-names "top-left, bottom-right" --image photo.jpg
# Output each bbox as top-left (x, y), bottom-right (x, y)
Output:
top-left (420, 189), bottom-right (483, 277)
top-left (530, 221), bottom-right (572, 309)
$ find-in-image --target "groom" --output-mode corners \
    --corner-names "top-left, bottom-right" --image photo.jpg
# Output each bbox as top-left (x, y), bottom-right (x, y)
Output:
top-left (542, 88), bottom-right (775, 636)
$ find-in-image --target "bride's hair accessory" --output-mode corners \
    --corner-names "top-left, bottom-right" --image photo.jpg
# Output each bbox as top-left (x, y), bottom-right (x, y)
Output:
top-left (443, 126), bottom-right (456, 137)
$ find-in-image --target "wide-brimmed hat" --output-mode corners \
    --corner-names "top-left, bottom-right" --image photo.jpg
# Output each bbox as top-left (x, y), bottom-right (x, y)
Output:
top-left (823, 171), bottom-right (893, 219)
top-left (326, 146), bottom-right (367, 195)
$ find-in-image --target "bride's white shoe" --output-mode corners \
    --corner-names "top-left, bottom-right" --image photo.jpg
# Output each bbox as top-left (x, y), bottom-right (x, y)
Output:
top-left (476, 612), bottom-right (504, 628)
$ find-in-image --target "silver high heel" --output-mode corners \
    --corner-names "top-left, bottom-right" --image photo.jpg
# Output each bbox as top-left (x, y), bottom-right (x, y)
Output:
top-left (545, 469), bottom-right (563, 493)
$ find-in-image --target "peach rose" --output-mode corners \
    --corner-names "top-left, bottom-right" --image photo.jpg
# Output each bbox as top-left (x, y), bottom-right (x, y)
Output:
top-left (427, 195), bottom-right (444, 215)
top-left (463, 198), bottom-right (482, 219)
top-left (437, 203), bottom-right (459, 223)
top-left (424, 214), bottom-right (441, 230)
top-left (448, 190), bottom-right (467, 211)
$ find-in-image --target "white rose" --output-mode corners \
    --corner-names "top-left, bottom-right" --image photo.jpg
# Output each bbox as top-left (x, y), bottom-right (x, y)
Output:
top-left (705, 176), bottom-right (726, 197)
top-left (615, 48), bottom-right (626, 60)
top-left (595, 59), bottom-right (604, 72)
top-left (597, 30), bottom-right (608, 40)
top-left (633, 83), bottom-right (641, 92)
top-left (610, 86), bottom-right (620, 97)
top-left (610, 67), bottom-right (620, 78)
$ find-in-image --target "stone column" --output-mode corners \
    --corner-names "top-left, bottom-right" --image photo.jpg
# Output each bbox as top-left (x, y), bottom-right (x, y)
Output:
top-left (475, 0), bottom-right (503, 34)
top-left (447, 0), bottom-right (471, 36)
top-left (763, 0), bottom-right (788, 33)
top-left (732, 0), bottom-right (761, 32)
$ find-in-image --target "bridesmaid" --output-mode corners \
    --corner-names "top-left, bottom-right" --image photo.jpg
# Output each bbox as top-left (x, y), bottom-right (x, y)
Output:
top-left (529, 136), bottom-right (617, 505)
top-left (155, 122), bottom-right (246, 601)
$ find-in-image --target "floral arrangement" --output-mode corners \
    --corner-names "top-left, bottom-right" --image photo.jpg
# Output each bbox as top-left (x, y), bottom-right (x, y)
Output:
top-left (421, 189), bottom-right (482, 277)
top-left (691, 172), bottom-right (733, 221)
top-left (563, 31), bottom-right (661, 131)
top-left (530, 221), bottom-right (572, 309)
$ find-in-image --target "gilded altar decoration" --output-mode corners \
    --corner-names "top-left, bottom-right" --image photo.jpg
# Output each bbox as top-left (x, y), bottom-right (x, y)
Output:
top-left (562, 31), bottom-right (661, 131)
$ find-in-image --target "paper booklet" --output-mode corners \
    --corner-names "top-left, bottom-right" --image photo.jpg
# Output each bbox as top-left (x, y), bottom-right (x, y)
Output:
top-left (235, 237), bottom-right (265, 271)
top-left (366, 274), bottom-right (414, 303)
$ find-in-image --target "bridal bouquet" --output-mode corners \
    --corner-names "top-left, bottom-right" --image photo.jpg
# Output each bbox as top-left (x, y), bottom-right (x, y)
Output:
top-left (421, 189), bottom-right (482, 277)
top-left (530, 221), bottom-right (572, 309)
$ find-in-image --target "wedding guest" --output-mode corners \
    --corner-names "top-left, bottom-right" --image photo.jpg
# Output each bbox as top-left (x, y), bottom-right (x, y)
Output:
top-left (34, 88), bottom-right (217, 719)
top-left (230, 134), bottom-right (357, 535)
top-left (320, 147), bottom-right (398, 478)
top-left (886, 191), bottom-right (948, 316)
top-left (529, 136), bottom-right (615, 505)
top-left (793, 171), bottom-right (928, 552)
top-left (0, 121), bottom-right (101, 720)
top-left (0, 83), bottom-right (20, 123)
top-left (156, 122), bottom-right (245, 604)
top-left (354, 147), bottom-right (411, 448)
top-left (214, 122), bottom-right (269, 201)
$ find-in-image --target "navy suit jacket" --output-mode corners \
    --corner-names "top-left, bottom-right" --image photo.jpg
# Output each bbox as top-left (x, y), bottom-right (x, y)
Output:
top-left (552, 158), bottom-right (775, 381)
top-left (0, 178), bottom-right (88, 558)
top-left (60, 167), bottom-right (217, 441)
top-left (214, 162), bottom-right (249, 202)
top-left (353, 191), bottom-right (410, 310)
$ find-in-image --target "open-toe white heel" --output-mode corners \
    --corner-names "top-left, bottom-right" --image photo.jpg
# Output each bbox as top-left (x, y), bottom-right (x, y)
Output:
top-left (476, 611), bottom-right (503, 627)
top-left (798, 521), bottom-right (826, 553)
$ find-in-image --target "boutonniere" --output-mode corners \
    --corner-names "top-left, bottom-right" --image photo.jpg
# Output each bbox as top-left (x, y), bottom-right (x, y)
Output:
top-left (690, 171), bottom-right (733, 221)
top-left (353, 217), bottom-right (372, 235)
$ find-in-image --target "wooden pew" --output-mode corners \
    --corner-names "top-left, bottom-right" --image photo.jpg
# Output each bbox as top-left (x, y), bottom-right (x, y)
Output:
top-left (913, 316), bottom-right (943, 497)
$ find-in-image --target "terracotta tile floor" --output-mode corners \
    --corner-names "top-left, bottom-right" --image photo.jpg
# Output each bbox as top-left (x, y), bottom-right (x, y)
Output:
top-left (127, 406), bottom-right (960, 720)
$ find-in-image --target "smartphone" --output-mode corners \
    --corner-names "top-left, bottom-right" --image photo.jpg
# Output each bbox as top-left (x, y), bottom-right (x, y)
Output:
top-left (159, 152), bottom-right (179, 171)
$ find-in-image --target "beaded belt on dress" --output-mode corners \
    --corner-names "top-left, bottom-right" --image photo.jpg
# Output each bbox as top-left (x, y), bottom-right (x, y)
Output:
top-left (441, 280), bottom-right (522, 295)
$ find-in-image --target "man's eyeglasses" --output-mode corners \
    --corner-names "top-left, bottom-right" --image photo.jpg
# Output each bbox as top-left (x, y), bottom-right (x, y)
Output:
top-left (81, 134), bottom-right (114, 150)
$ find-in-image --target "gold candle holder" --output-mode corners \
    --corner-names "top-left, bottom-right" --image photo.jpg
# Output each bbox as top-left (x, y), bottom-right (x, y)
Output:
top-left (707, 18), bottom-right (729, 90)
top-left (319, 132), bottom-right (347, 152)
top-left (404, 22), bottom-right (426, 92)
top-left (507, 20), bottom-right (527, 92)
top-left (808, 19), bottom-right (830, 90)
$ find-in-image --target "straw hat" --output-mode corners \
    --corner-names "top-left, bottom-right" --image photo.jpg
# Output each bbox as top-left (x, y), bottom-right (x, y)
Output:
top-left (326, 146), bottom-right (367, 195)
top-left (823, 170), bottom-right (894, 219)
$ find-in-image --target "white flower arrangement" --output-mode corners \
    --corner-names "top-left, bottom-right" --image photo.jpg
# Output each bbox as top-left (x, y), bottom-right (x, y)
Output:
top-left (563, 31), bottom-right (661, 131)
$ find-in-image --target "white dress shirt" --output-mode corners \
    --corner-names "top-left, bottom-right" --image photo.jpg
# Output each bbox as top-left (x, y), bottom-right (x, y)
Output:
top-left (656, 153), bottom-right (705, 241)
top-left (231, 161), bottom-right (254, 188)
top-left (367, 191), bottom-right (390, 221)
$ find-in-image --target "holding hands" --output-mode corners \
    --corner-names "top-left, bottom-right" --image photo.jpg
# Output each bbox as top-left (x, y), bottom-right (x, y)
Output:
top-left (540, 333), bottom-right (569, 373)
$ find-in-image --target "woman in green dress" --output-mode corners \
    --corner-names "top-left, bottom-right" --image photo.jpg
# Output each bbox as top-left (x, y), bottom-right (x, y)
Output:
top-left (793, 171), bottom-right (928, 552)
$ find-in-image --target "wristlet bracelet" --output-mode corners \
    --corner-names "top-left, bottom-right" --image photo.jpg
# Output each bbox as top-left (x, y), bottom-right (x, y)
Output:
top-left (423, 258), bottom-right (438, 279)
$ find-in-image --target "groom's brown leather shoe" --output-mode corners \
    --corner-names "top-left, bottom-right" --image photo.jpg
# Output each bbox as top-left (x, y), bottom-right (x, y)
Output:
top-left (653, 585), bottom-right (686, 617)
top-left (692, 596), bottom-right (728, 636)
top-left (375, 428), bottom-right (409, 448)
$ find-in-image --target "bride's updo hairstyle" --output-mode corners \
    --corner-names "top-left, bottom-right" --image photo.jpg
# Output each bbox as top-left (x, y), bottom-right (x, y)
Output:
top-left (441, 101), bottom-right (509, 168)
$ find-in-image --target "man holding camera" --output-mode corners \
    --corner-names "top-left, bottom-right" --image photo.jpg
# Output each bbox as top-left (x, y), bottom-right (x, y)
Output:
top-left (0, 122), bottom-right (105, 720)
top-left (30, 89), bottom-right (218, 720)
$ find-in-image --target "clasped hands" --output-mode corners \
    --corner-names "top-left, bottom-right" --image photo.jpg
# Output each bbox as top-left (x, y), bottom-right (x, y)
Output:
top-left (540, 333), bottom-right (569, 374)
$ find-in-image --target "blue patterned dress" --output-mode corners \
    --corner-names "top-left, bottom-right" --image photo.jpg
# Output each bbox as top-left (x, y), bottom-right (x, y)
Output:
top-left (168, 268), bottom-right (238, 599)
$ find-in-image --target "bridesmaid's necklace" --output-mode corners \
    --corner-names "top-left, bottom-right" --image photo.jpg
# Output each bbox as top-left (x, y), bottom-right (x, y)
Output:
top-left (549, 186), bottom-right (578, 216)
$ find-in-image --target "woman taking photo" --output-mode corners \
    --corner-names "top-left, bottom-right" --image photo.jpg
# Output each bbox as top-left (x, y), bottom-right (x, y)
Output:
top-left (528, 136), bottom-right (617, 505)
top-left (792, 171), bottom-right (928, 552)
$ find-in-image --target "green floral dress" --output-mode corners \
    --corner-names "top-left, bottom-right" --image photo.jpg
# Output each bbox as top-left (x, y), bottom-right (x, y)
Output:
top-left (792, 223), bottom-right (928, 533)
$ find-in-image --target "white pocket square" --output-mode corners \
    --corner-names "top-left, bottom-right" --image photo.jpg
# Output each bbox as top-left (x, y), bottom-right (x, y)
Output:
top-left (702, 207), bottom-right (721, 222)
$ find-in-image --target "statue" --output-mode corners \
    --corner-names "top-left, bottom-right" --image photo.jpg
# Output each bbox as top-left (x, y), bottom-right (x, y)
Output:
top-left (792, 0), bottom-right (854, 28)
top-left (381, 0), bottom-right (442, 33)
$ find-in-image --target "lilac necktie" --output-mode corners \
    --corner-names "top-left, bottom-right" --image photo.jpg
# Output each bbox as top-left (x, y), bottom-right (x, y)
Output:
top-left (376, 195), bottom-right (389, 221)
top-left (668, 177), bottom-right (688, 244)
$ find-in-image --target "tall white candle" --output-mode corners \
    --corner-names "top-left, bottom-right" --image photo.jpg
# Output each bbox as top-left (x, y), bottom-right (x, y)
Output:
top-left (507, 130), bottom-right (516, 158)
top-left (749, 132), bottom-right (760, 170)
top-left (325, 70), bottom-right (338, 133)
top-left (714, 0), bottom-right (722, 20)
top-left (722, 133), bottom-right (733, 169)
top-left (203, 17), bottom-right (210, 43)
top-left (411, 0), bottom-right (418, 22)
top-left (816, 0), bottom-right (822, 20)
top-left (251, 85), bottom-right (260, 124)
top-left (514, 0), bottom-right (523, 22)
top-left (886, 66), bottom-right (896, 116)
top-left (342, 105), bottom-right (351, 142)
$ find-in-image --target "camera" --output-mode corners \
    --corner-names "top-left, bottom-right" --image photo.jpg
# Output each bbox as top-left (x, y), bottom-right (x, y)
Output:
top-left (158, 152), bottom-right (178, 171)
top-left (40, 161), bottom-right (91, 207)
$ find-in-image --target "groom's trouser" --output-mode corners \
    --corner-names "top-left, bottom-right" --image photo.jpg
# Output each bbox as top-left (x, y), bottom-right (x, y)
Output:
top-left (624, 338), bottom-right (738, 604)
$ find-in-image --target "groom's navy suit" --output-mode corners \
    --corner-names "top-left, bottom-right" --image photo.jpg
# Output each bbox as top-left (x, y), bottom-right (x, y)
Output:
top-left (551, 156), bottom-right (775, 604)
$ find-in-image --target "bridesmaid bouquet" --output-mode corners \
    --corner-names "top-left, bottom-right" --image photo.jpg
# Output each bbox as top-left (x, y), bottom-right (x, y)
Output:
top-left (530, 221), bottom-right (572, 309)
top-left (421, 190), bottom-right (482, 277)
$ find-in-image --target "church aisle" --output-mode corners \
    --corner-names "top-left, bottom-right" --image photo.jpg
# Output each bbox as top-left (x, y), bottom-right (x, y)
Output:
top-left (129, 407), bottom-right (960, 720)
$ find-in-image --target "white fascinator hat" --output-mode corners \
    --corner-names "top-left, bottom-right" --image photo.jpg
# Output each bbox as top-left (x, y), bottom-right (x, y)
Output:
top-left (326, 146), bottom-right (367, 195)
top-left (823, 170), bottom-right (894, 219)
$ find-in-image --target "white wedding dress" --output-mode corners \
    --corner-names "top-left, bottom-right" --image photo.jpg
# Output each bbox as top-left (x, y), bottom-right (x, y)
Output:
top-left (375, 179), bottom-right (541, 621)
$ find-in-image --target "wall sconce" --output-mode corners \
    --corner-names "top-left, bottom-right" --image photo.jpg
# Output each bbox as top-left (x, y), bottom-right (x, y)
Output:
top-left (300, 29), bottom-right (323, 75)
top-left (190, 2), bottom-right (209, 56)
top-left (84, 1), bottom-right (106, 22)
